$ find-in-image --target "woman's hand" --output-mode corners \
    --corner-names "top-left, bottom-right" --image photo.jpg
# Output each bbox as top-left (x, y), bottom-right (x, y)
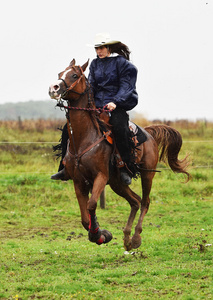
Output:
top-left (106, 102), bottom-right (116, 110)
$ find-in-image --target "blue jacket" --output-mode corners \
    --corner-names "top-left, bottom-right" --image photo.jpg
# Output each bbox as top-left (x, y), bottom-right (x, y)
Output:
top-left (88, 55), bottom-right (138, 111)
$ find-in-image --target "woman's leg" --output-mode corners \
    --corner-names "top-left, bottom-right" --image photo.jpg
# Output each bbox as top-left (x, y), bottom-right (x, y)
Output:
top-left (109, 109), bottom-right (132, 185)
top-left (110, 109), bottom-right (131, 161)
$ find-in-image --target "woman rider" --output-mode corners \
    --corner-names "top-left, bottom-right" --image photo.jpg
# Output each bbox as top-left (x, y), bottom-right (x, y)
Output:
top-left (51, 33), bottom-right (138, 185)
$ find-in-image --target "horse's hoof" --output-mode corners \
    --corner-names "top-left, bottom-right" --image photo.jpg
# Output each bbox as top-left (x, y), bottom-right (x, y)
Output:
top-left (102, 230), bottom-right (113, 244)
top-left (96, 230), bottom-right (113, 245)
top-left (88, 228), bottom-right (101, 243)
top-left (124, 243), bottom-right (132, 251)
top-left (124, 237), bottom-right (132, 251)
top-left (131, 234), bottom-right (142, 249)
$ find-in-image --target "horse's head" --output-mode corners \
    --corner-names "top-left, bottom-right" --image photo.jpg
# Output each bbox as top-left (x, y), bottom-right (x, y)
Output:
top-left (49, 59), bottom-right (89, 101)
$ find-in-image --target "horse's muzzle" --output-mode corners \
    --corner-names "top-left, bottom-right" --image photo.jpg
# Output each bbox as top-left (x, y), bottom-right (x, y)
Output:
top-left (49, 82), bottom-right (62, 100)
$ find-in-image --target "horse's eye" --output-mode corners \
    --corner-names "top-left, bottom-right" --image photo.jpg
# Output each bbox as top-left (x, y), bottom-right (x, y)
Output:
top-left (73, 74), bottom-right (78, 79)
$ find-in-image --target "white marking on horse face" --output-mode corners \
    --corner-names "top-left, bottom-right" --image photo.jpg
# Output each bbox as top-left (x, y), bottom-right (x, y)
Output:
top-left (54, 79), bottom-right (63, 86)
top-left (61, 69), bottom-right (71, 80)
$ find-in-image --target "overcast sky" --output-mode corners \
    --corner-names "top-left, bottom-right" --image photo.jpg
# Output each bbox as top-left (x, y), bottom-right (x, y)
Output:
top-left (0, 0), bottom-right (212, 120)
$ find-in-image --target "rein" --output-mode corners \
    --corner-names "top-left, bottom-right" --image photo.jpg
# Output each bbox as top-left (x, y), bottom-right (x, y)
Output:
top-left (56, 101), bottom-right (111, 114)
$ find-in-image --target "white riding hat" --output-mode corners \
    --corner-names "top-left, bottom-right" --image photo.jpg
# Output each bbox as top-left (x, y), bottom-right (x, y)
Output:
top-left (93, 33), bottom-right (120, 48)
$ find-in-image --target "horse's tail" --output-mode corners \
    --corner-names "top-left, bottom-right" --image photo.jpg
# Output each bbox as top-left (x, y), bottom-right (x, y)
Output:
top-left (145, 124), bottom-right (190, 181)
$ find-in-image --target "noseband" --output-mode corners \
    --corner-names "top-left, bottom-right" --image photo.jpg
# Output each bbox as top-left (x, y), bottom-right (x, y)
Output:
top-left (59, 66), bottom-right (86, 98)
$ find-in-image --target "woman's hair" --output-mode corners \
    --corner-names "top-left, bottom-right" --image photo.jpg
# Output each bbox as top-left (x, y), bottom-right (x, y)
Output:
top-left (108, 42), bottom-right (130, 60)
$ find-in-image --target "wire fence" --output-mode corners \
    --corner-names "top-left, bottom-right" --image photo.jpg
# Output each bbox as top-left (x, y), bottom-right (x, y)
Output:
top-left (0, 140), bottom-right (212, 175)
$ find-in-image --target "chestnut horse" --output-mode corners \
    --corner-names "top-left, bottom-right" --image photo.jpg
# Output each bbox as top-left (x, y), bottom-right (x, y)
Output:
top-left (49, 59), bottom-right (190, 250)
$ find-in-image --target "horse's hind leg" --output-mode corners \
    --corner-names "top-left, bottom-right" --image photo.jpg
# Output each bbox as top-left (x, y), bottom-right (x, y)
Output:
top-left (131, 173), bottom-right (155, 249)
top-left (109, 179), bottom-right (141, 251)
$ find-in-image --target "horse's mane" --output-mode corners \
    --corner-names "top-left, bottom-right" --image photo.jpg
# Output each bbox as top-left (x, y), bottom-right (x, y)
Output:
top-left (85, 78), bottom-right (103, 135)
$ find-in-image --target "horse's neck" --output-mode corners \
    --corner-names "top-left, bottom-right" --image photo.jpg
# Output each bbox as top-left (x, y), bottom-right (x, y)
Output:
top-left (67, 109), bottom-right (99, 150)
top-left (68, 110), bottom-right (94, 131)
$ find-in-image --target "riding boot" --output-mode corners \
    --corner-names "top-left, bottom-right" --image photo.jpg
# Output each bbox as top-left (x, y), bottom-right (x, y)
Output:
top-left (51, 168), bottom-right (66, 180)
top-left (120, 168), bottom-right (132, 185)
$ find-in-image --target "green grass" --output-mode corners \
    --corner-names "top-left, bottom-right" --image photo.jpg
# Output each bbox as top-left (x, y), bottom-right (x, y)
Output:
top-left (0, 125), bottom-right (212, 299)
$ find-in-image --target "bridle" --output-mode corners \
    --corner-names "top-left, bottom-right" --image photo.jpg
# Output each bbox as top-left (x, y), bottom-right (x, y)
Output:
top-left (59, 65), bottom-right (87, 98)
top-left (55, 65), bottom-right (111, 113)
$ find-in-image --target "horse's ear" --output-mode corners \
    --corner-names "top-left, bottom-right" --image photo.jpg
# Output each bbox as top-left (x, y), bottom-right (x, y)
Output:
top-left (81, 59), bottom-right (89, 72)
top-left (69, 59), bottom-right (75, 66)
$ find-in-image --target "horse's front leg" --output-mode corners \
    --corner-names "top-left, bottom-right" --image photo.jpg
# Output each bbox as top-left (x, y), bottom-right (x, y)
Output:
top-left (73, 181), bottom-right (90, 230)
top-left (87, 173), bottom-right (113, 245)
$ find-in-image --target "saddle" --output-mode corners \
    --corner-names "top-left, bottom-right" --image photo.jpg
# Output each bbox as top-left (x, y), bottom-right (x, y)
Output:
top-left (103, 121), bottom-right (147, 147)
top-left (99, 111), bottom-right (147, 146)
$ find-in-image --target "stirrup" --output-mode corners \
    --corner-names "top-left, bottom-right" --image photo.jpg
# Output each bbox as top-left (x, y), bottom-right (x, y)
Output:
top-left (51, 169), bottom-right (66, 180)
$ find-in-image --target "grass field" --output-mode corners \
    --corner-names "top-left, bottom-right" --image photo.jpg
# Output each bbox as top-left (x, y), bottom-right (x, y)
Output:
top-left (0, 120), bottom-right (212, 300)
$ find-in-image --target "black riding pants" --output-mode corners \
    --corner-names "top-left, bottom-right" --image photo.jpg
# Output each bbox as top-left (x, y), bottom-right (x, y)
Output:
top-left (109, 108), bottom-right (131, 163)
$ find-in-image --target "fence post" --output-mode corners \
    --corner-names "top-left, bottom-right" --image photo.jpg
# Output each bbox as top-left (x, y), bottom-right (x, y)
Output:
top-left (18, 116), bottom-right (23, 130)
top-left (100, 189), bottom-right (106, 209)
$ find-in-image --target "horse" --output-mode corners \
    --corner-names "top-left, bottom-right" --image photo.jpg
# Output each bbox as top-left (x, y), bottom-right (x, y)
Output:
top-left (49, 59), bottom-right (190, 251)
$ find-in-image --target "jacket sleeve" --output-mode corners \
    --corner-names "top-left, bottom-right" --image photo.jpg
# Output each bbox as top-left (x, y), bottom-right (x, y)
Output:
top-left (113, 58), bottom-right (138, 111)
